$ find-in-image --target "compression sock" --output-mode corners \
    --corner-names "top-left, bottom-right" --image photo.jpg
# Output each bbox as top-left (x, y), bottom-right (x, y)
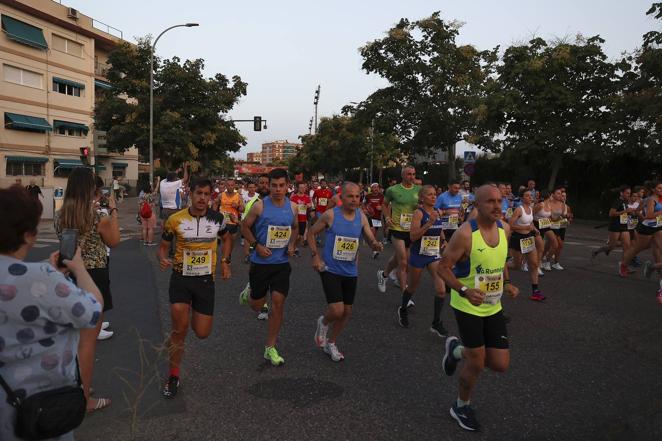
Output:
top-left (401, 290), bottom-right (413, 309)
top-left (433, 296), bottom-right (444, 323)
top-left (532, 284), bottom-right (539, 292)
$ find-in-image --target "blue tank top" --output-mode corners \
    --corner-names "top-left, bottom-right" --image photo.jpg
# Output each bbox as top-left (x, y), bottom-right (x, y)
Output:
top-left (411, 207), bottom-right (444, 258)
top-left (642, 197), bottom-right (662, 227)
top-left (323, 207), bottom-right (363, 277)
top-left (251, 196), bottom-right (295, 265)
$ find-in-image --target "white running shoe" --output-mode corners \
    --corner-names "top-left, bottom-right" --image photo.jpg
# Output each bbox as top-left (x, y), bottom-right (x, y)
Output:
top-left (551, 263), bottom-right (564, 271)
top-left (521, 262), bottom-right (529, 272)
top-left (315, 315), bottom-right (329, 347)
top-left (97, 329), bottom-right (114, 341)
top-left (377, 270), bottom-right (387, 293)
top-left (537, 267), bottom-right (545, 276)
top-left (407, 299), bottom-right (415, 308)
top-left (101, 321), bottom-right (110, 331)
top-left (542, 261), bottom-right (552, 271)
top-left (389, 270), bottom-right (398, 282)
top-left (323, 342), bottom-right (345, 362)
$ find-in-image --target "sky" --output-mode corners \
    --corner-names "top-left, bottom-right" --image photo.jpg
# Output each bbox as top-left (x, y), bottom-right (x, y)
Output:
top-left (64, 0), bottom-right (656, 159)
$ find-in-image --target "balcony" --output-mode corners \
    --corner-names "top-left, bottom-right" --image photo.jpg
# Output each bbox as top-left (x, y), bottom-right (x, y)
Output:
top-left (94, 60), bottom-right (110, 78)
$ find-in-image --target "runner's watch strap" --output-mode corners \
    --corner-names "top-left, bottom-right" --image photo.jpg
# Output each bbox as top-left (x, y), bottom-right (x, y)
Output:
top-left (459, 286), bottom-right (468, 297)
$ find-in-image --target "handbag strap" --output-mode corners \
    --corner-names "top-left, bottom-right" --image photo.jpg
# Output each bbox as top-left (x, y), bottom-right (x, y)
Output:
top-left (0, 357), bottom-right (82, 406)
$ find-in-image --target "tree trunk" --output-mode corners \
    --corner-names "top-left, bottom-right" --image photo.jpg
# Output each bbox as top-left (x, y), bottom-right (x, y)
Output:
top-left (547, 155), bottom-right (562, 191)
top-left (359, 169), bottom-right (364, 185)
top-left (378, 166), bottom-right (383, 186)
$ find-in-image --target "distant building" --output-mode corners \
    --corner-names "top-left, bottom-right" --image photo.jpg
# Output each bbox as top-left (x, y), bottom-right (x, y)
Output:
top-left (246, 151), bottom-right (262, 163)
top-left (0, 0), bottom-right (138, 216)
top-left (260, 140), bottom-right (302, 164)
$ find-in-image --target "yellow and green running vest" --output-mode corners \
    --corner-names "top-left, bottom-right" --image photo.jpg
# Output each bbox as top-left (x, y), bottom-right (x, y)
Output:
top-left (450, 219), bottom-right (508, 317)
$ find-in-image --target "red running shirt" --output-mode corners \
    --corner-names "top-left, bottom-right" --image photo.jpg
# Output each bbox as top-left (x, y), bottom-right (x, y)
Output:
top-left (313, 188), bottom-right (334, 213)
top-left (290, 193), bottom-right (312, 222)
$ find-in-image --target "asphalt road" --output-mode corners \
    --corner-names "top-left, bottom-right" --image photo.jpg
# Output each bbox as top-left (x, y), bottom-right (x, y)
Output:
top-left (27, 208), bottom-right (662, 441)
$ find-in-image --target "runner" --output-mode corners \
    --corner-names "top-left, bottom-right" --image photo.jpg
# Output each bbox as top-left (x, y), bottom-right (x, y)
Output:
top-left (240, 181), bottom-right (259, 261)
top-left (591, 186), bottom-right (635, 271)
top-left (622, 181), bottom-right (662, 279)
top-left (313, 179), bottom-right (334, 244)
top-left (534, 191), bottom-right (558, 272)
top-left (308, 182), bottom-right (383, 361)
top-left (239, 168), bottom-right (298, 365)
top-left (215, 178), bottom-right (244, 260)
top-left (159, 163), bottom-right (190, 230)
top-left (508, 189), bottom-right (544, 301)
top-left (158, 177), bottom-right (232, 398)
top-left (398, 185), bottom-right (447, 334)
top-left (439, 184), bottom-right (519, 432)
top-left (364, 183), bottom-right (385, 257)
top-left (377, 166), bottom-right (421, 293)
top-left (290, 182), bottom-right (314, 256)
top-left (546, 186), bottom-right (570, 270)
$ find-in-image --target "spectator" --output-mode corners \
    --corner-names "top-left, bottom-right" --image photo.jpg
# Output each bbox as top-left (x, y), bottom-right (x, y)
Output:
top-left (140, 184), bottom-right (157, 246)
top-left (54, 168), bottom-right (120, 412)
top-left (25, 178), bottom-right (43, 200)
top-left (0, 185), bottom-right (103, 440)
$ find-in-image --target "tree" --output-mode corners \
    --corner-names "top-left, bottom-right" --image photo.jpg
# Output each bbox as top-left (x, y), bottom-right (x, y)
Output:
top-left (614, 3), bottom-right (662, 162)
top-left (488, 36), bottom-right (619, 189)
top-left (357, 12), bottom-right (498, 177)
top-left (94, 38), bottom-right (247, 172)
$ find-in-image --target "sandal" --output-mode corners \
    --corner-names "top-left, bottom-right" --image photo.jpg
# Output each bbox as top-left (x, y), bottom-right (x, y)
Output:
top-left (87, 397), bottom-right (111, 413)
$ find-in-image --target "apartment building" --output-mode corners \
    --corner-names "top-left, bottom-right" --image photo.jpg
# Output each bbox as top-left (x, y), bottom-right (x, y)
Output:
top-left (260, 140), bottom-right (301, 164)
top-left (0, 0), bottom-right (138, 217)
top-left (246, 151), bottom-right (262, 163)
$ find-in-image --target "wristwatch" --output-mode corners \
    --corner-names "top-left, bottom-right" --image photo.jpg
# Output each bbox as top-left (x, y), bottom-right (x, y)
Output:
top-left (249, 241), bottom-right (257, 251)
top-left (459, 286), bottom-right (468, 297)
top-left (221, 257), bottom-right (231, 264)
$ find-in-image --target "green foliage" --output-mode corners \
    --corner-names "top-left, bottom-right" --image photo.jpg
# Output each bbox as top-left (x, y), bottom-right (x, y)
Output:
top-left (94, 38), bottom-right (247, 172)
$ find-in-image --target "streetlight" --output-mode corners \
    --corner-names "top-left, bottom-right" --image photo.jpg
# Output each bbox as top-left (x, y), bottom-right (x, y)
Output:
top-left (149, 23), bottom-right (199, 187)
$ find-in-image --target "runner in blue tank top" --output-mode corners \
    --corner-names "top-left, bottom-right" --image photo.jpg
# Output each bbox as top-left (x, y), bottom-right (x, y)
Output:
top-left (398, 185), bottom-right (448, 335)
top-left (240, 168), bottom-right (298, 366)
top-left (307, 182), bottom-right (383, 362)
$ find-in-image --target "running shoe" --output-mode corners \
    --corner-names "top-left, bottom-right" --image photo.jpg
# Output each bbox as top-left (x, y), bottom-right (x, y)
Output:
top-left (257, 304), bottom-right (269, 320)
top-left (430, 321), bottom-right (448, 338)
top-left (323, 342), bottom-right (344, 362)
top-left (389, 270), bottom-right (398, 284)
top-left (551, 263), bottom-right (564, 271)
top-left (239, 282), bottom-right (251, 305)
top-left (264, 346), bottom-right (285, 366)
top-left (294, 249), bottom-right (301, 257)
top-left (538, 267), bottom-right (545, 276)
top-left (407, 299), bottom-right (415, 308)
top-left (381, 238), bottom-right (388, 245)
top-left (541, 261), bottom-right (552, 271)
top-left (529, 291), bottom-right (545, 302)
top-left (101, 321), bottom-right (110, 331)
top-left (618, 262), bottom-right (629, 278)
top-left (442, 336), bottom-right (461, 376)
top-left (314, 315), bottom-right (328, 347)
top-left (643, 261), bottom-right (653, 279)
top-left (372, 251), bottom-right (380, 259)
top-left (631, 256), bottom-right (642, 268)
top-left (397, 307), bottom-right (409, 328)
top-left (162, 375), bottom-right (180, 399)
top-left (97, 329), bottom-right (114, 340)
top-left (376, 270), bottom-right (387, 293)
top-left (657, 288), bottom-right (662, 305)
top-left (450, 403), bottom-right (481, 432)
top-left (521, 262), bottom-right (528, 272)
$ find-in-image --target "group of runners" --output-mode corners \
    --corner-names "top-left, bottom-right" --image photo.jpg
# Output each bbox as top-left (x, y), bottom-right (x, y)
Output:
top-left (150, 164), bottom-right (660, 432)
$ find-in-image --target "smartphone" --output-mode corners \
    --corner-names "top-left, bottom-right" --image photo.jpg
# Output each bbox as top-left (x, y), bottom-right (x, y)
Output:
top-left (58, 229), bottom-right (79, 267)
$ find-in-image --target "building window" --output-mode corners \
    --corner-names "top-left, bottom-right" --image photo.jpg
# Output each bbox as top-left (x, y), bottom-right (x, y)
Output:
top-left (55, 126), bottom-right (85, 137)
top-left (3, 64), bottom-right (42, 89)
top-left (52, 80), bottom-right (82, 96)
top-left (52, 34), bottom-right (83, 57)
top-left (54, 167), bottom-right (73, 178)
top-left (6, 161), bottom-right (44, 176)
top-left (112, 166), bottom-right (125, 178)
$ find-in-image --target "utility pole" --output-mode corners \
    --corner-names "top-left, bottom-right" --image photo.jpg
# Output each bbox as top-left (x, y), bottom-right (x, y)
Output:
top-left (369, 119), bottom-right (374, 184)
top-left (308, 117), bottom-right (313, 135)
top-left (313, 85), bottom-right (320, 134)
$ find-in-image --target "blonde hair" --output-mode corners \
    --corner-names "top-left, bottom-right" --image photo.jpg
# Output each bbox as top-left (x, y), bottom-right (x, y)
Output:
top-left (57, 168), bottom-right (96, 234)
top-left (418, 185), bottom-right (436, 204)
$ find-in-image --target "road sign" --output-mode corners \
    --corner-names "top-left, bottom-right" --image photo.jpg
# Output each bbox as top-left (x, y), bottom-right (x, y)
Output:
top-left (464, 151), bottom-right (476, 164)
top-left (464, 163), bottom-right (475, 176)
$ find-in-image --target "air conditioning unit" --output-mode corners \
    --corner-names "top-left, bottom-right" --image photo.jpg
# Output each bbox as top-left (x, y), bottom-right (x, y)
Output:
top-left (67, 8), bottom-right (79, 20)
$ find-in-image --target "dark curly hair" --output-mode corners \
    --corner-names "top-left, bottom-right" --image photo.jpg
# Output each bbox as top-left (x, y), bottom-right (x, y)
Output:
top-left (0, 185), bottom-right (43, 253)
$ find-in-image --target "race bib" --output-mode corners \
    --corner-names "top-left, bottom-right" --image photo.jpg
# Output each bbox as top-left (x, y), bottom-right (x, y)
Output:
top-left (475, 273), bottom-right (503, 306)
top-left (318, 198), bottom-right (328, 207)
top-left (520, 236), bottom-right (535, 254)
top-left (222, 211), bottom-right (236, 223)
top-left (371, 219), bottom-right (382, 228)
top-left (420, 236), bottom-right (440, 257)
top-left (298, 204), bottom-right (308, 215)
top-left (332, 235), bottom-right (359, 261)
top-left (441, 214), bottom-right (459, 230)
top-left (560, 218), bottom-right (569, 228)
top-left (538, 218), bottom-right (551, 229)
top-left (183, 249), bottom-right (212, 276)
top-left (506, 208), bottom-right (513, 219)
top-left (619, 213), bottom-right (628, 225)
top-left (400, 213), bottom-right (413, 230)
top-left (266, 225), bottom-right (291, 249)
top-left (656, 215), bottom-right (662, 228)
top-left (550, 220), bottom-right (562, 230)
top-left (461, 201), bottom-right (469, 211)
top-left (627, 217), bottom-right (637, 230)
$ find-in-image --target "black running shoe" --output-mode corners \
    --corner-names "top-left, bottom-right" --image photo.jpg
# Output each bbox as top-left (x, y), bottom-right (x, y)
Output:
top-left (397, 307), bottom-right (409, 328)
top-left (162, 375), bottom-right (179, 398)
top-left (450, 403), bottom-right (480, 431)
top-left (430, 321), bottom-right (448, 338)
top-left (442, 336), bottom-right (460, 376)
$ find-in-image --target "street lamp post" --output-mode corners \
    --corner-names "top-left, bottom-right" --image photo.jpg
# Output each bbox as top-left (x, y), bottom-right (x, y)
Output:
top-left (149, 23), bottom-right (198, 188)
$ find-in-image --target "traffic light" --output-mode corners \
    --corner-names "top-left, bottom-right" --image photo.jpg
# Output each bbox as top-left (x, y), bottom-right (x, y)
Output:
top-left (253, 116), bottom-right (262, 131)
top-left (79, 147), bottom-right (90, 165)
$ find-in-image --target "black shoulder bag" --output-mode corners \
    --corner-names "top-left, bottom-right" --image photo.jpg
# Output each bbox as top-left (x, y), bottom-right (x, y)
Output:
top-left (0, 359), bottom-right (86, 440)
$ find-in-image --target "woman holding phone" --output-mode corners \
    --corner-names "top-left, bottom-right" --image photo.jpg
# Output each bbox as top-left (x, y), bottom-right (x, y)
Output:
top-left (54, 168), bottom-right (120, 412)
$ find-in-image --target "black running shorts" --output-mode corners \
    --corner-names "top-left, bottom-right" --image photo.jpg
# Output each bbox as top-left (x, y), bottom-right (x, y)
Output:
top-left (320, 271), bottom-right (357, 305)
top-left (249, 263), bottom-right (292, 299)
top-left (168, 272), bottom-right (215, 315)
top-left (443, 229), bottom-right (457, 242)
top-left (553, 228), bottom-right (566, 241)
top-left (225, 224), bottom-right (239, 235)
top-left (390, 230), bottom-right (412, 248)
top-left (453, 308), bottom-right (509, 349)
top-left (298, 221), bottom-right (307, 236)
top-left (637, 224), bottom-right (660, 236)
